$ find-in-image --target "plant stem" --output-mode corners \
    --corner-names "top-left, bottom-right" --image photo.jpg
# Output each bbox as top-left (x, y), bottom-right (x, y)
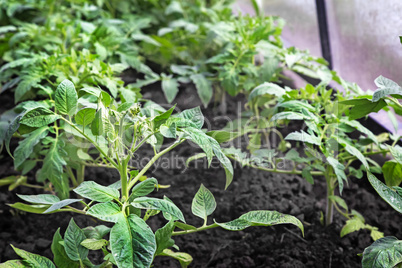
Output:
top-left (325, 173), bottom-right (335, 226)
top-left (120, 159), bottom-right (129, 201)
top-left (76, 164), bottom-right (85, 185)
top-left (66, 166), bottom-right (78, 187)
top-left (172, 223), bottom-right (219, 236)
top-left (128, 140), bottom-right (185, 190)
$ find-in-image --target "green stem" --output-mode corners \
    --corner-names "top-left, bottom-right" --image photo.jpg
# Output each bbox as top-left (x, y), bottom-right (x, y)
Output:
top-left (128, 140), bottom-right (185, 190)
top-left (130, 133), bottom-right (154, 153)
top-left (66, 166), bottom-right (78, 187)
top-left (341, 149), bottom-right (389, 161)
top-left (77, 164), bottom-right (85, 185)
top-left (172, 223), bottom-right (219, 236)
top-left (325, 173), bottom-right (335, 226)
top-left (120, 159), bottom-right (129, 201)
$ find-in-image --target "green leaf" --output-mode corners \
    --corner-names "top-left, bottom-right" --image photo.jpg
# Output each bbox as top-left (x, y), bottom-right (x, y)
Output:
top-left (110, 214), bottom-right (156, 268)
top-left (44, 199), bottom-right (82, 213)
top-left (285, 131), bottom-right (321, 146)
top-left (248, 82), bottom-right (286, 101)
top-left (128, 178), bottom-right (158, 202)
top-left (80, 239), bottom-right (107, 250)
top-left (17, 194), bottom-right (60, 205)
top-left (207, 136), bottom-right (234, 189)
top-left (11, 245), bottom-right (55, 268)
top-left (82, 225), bottom-right (111, 240)
top-left (183, 127), bottom-right (213, 165)
top-left (327, 156), bottom-right (347, 194)
top-left (75, 108), bottom-right (96, 127)
top-left (340, 119), bottom-right (378, 145)
top-left (190, 74), bottom-right (212, 108)
top-left (0, 260), bottom-right (25, 267)
top-left (277, 100), bottom-right (315, 112)
top-left (215, 210), bottom-right (304, 235)
top-left (5, 114), bottom-right (22, 157)
top-left (51, 229), bottom-right (80, 268)
top-left (155, 220), bottom-right (175, 255)
top-left (382, 161), bottom-right (402, 187)
top-left (20, 107), bottom-right (60, 127)
top-left (160, 249), bottom-right (192, 268)
top-left (74, 181), bottom-right (120, 202)
top-left (340, 98), bottom-right (387, 120)
top-left (368, 173), bottom-right (402, 213)
top-left (177, 107), bottom-right (204, 129)
top-left (160, 122), bottom-right (177, 138)
top-left (87, 202), bottom-right (122, 223)
top-left (302, 167), bottom-right (314, 184)
top-left (153, 105), bottom-right (176, 130)
top-left (362, 236), bottom-right (402, 268)
top-left (14, 126), bottom-right (49, 168)
top-left (37, 138), bottom-right (69, 199)
top-left (64, 219), bottom-right (88, 262)
top-left (9, 203), bottom-right (50, 214)
top-left (131, 197), bottom-right (185, 223)
top-left (389, 145), bottom-right (402, 164)
top-left (206, 130), bottom-right (242, 144)
top-left (339, 140), bottom-right (369, 170)
top-left (55, 80), bottom-right (78, 116)
top-left (192, 184), bottom-right (216, 222)
top-left (270, 112), bottom-right (307, 121)
top-left (91, 109), bottom-right (103, 136)
top-left (341, 217), bottom-right (365, 237)
top-left (328, 195), bottom-right (348, 210)
top-left (161, 75), bottom-right (179, 103)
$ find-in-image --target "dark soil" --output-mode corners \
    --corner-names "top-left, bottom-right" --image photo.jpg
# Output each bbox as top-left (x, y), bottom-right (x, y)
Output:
top-left (1, 86), bottom-right (402, 268)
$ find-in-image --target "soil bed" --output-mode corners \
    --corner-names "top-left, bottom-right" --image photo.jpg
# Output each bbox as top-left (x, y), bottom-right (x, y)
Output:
top-left (1, 87), bottom-right (402, 267)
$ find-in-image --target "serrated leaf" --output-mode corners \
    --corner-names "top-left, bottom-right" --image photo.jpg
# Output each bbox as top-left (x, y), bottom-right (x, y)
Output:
top-left (155, 220), bottom-right (175, 255)
top-left (20, 107), bottom-right (60, 127)
top-left (192, 184), bottom-right (216, 222)
top-left (75, 108), bottom-right (96, 128)
top-left (341, 217), bottom-right (366, 237)
top-left (14, 126), bottom-right (48, 168)
top-left (74, 181), bottom-right (120, 202)
top-left (132, 197), bottom-right (185, 223)
top-left (17, 194), bottom-right (60, 205)
top-left (51, 229), bottom-right (79, 268)
top-left (340, 119), bottom-right (378, 145)
top-left (110, 214), bottom-right (156, 268)
top-left (190, 74), bottom-right (212, 108)
top-left (340, 98), bottom-right (387, 120)
top-left (11, 245), bottom-right (55, 268)
top-left (55, 80), bottom-right (78, 116)
top-left (362, 236), bottom-right (402, 268)
top-left (87, 202), bottom-right (122, 223)
top-left (128, 178), bottom-right (158, 202)
top-left (44, 199), bottom-right (82, 213)
top-left (177, 107), bottom-right (204, 129)
top-left (64, 219), bottom-right (88, 262)
top-left (285, 130), bottom-right (321, 146)
top-left (368, 173), bottom-right (402, 213)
